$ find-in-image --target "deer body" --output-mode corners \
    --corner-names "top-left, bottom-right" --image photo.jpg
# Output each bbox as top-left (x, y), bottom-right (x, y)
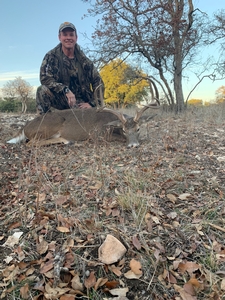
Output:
top-left (25, 109), bottom-right (119, 142)
top-left (7, 104), bottom-right (159, 147)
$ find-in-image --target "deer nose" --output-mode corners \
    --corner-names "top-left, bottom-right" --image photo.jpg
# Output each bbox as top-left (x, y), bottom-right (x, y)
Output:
top-left (127, 142), bottom-right (139, 148)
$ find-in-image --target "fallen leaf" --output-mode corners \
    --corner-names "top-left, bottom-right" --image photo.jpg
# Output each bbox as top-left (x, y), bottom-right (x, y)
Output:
top-left (167, 194), bottom-right (177, 203)
top-left (89, 180), bottom-right (102, 190)
top-left (26, 267), bottom-right (35, 276)
top-left (174, 284), bottom-right (197, 300)
top-left (15, 245), bottom-right (25, 261)
top-left (124, 270), bottom-right (142, 279)
top-left (178, 262), bottom-right (200, 275)
top-left (104, 280), bottom-right (120, 289)
top-left (109, 287), bottom-right (129, 296)
top-left (216, 270), bottom-right (225, 277)
top-left (221, 278), bottom-right (225, 291)
top-left (55, 196), bottom-right (68, 205)
top-left (36, 193), bottom-right (46, 202)
top-left (60, 295), bottom-right (76, 300)
top-left (152, 216), bottom-right (160, 224)
top-left (172, 221), bottom-right (180, 228)
top-left (20, 283), bottom-right (29, 299)
top-left (4, 256), bottom-right (14, 264)
top-left (3, 232), bottom-right (23, 247)
top-left (18, 261), bottom-right (28, 270)
top-left (36, 237), bottom-right (48, 255)
top-left (45, 283), bottom-right (57, 295)
top-left (64, 238), bottom-right (74, 249)
top-left (71, 274), bottom-right (84, 291)
top-left (178, 193), bottom-right (191, 200)
top-left (8, 221), bottom-right (22, 230)
top-left (144, 213), bottom-right (152, 231)
top-left (57, 226), bottom-right (70, 233)
top-left (45, 271), bottom-right (54, 279)
top-left (194, 224), bottom-right (204, 236)
top-left (145, 212), bottom-right (151, 223)
top-left (112, 208), bottom-right (120, 217)
top-left (167, 212), bottom-right (177, 219)
top-left (108, 265), bottom-right (122, 277)
top-left (40, 259), bottom-right (54, 274)
top-left (94, 277), bottom-right (108, 290)
top-left (84, 271), bottom-right (96, 289)
top-left (162, 269), bottom-right (177, 284)
top-left (217, 156), bottom-right (225, 162)
top-left (183, 282), bottom-right (196, 296)
top-left (115, 188), bottom-right (121, 195)
top-left (105, 208), bottom-right (112, 216)
top-left (132, 235), bottom-right (142, 250)
top-left (118, 258), bottom-right (125, 267)
top-left (44, 283), bottom-right (70, 298)
top-left (33, 280), bottom-right (45, 292)
top-left (167, 256), bottom-right (175, 261)
top-left (130, 259), bottom-right (142, 275)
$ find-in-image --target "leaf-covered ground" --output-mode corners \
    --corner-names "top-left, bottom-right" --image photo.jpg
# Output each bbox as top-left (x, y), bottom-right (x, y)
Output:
top-left (0, 106), bottom-right (225, 300)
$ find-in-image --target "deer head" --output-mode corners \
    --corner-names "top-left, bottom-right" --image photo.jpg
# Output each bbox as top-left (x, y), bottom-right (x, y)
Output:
top-left (99, 101), bottom-right (160, 147)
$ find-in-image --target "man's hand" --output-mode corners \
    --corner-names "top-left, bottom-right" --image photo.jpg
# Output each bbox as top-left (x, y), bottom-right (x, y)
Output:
top-left (66, 91), bottom-right (76, 108)
top-left (78, 103), bottom-right (92, 109)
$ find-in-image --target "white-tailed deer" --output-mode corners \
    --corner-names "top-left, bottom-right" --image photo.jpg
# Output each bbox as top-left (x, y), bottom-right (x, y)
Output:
top-left (7, 103), bottom-right (159, 147)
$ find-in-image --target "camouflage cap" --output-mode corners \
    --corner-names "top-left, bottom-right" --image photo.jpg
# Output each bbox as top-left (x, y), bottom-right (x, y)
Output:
top-left (59, 22), bottom-right (77, 33)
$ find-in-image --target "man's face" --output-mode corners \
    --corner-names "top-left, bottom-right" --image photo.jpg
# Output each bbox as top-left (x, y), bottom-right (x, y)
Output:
top-left (59, 28), bottom-right (77, 50)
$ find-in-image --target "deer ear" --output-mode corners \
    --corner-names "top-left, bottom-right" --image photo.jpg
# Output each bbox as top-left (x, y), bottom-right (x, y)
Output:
top-left (105, 120), bottom-right (122, 128)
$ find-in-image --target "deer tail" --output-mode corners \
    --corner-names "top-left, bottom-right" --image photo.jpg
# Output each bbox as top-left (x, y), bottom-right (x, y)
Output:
top-left (7, 130), bottom-right (26, 144)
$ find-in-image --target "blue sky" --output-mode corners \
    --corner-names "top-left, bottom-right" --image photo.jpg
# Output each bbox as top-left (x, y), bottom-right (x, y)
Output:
top-left (0, 0), bottom-right (224, 101)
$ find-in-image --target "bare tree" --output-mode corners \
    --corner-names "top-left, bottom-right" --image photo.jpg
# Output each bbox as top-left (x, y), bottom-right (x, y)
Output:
top-left (2, 77), bottom-right (34, 113)
top-left (207, 9), bottom-right (225, 43)
top-left (2, 83), bottom-right (16, 99)
top-left (83, 0), bottom-right (207, 112)
top-left (207, 9), bottom-right (225, 76)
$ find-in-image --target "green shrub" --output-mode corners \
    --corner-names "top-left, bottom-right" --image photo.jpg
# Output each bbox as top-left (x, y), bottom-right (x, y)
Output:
top-left (0, 99), bottom-right (20, 112)
top-left (0, 98), bottom-right (36, 113)
top-left (26, 99), bottom-right (37, 113)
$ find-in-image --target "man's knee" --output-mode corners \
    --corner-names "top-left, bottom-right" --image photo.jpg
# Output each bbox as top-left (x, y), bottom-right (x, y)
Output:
top-left (36, 85), bottom-right (54, 98)
top-left (36, 85), bottom-right (69, 111)
top-left (36, 85), bottom-right (53, 113)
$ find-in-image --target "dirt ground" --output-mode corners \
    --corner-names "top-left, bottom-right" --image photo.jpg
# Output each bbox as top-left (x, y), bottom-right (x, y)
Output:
top-left (0, 107), bottom-right (225, 300)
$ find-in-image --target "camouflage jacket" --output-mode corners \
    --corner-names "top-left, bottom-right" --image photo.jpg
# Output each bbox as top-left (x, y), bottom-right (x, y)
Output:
top-left (40, 43), bottom-right (103, 106)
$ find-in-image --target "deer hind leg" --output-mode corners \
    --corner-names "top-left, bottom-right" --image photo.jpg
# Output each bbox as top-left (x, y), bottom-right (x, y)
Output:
top-left (27, 137), bottom-right (71, 147)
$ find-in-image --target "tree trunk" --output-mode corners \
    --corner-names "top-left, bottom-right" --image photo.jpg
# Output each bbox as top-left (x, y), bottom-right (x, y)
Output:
top-left (174, 54), bottom-right (185, 113)
top-left (21, 101), bottom-right (27, 114)
top-left (172, 0), bottom-right (186, 113)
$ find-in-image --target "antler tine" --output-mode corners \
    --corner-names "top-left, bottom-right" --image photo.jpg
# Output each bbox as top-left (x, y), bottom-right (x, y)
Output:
top-left (134, 100), bottom-right (160, 122)
top-left (94, 83), bottom-right (104, 107)
top-left (98, 107), bottom-right (127, 124)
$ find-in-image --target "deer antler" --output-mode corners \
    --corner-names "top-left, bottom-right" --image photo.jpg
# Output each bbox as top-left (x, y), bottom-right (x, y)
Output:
top-left (98, 107), bottom-right (127, 124)
top-left (94, 83), bottom-right (104, 107)
top-left (134, 100), bottom-right (160, 122)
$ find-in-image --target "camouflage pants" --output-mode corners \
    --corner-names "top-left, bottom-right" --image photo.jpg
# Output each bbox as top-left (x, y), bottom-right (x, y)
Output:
top-left (36, 85), bottom-right (70, 113)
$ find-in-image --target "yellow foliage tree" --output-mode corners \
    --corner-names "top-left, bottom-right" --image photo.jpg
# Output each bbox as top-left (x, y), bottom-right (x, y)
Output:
top-left (188, 99), bottom-right (203, 106)
top-left (216, 86), bottom-right (225, 103)
top-left (100, 59), bottom-right (149, 107)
